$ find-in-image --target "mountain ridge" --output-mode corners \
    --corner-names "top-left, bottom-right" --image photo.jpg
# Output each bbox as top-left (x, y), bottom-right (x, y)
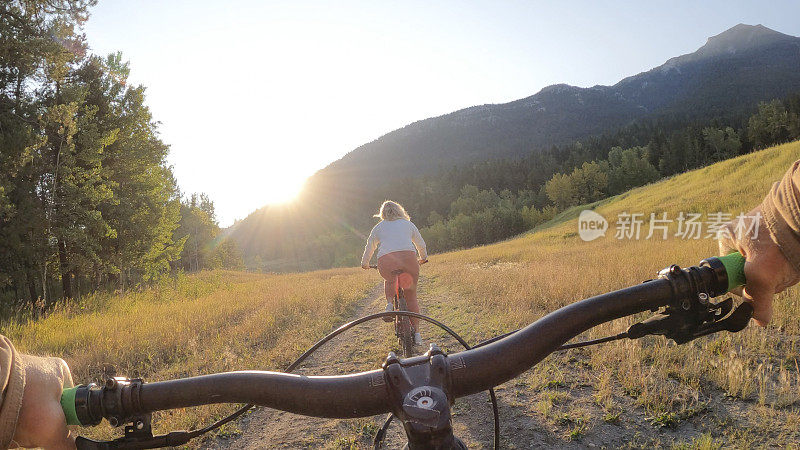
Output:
top-left (301, 24), bottom-right (799, 192)
top-left (229, 24), bottom-right (800, 268)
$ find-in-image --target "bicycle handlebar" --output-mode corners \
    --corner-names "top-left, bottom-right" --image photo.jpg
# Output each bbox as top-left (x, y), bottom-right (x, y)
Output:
top-left (62, 253), bottom-right (747, 430)
top-left (141, 371), bottom-right (390, 418)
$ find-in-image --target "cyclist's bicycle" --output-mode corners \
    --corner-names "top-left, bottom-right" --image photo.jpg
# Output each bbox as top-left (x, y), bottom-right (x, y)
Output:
top-left (62, 252), bottom-right (751, 449)
top-left (369, 262), bottom-right (424, 357)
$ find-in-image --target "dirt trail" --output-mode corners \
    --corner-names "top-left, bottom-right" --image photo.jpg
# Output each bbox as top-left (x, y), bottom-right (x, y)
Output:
top-left (215, 280), bottom-right (512, 449)
top-left (216, 284), bottom-right (400, 449)
top-left (214, 279), bottom-right (721, 449)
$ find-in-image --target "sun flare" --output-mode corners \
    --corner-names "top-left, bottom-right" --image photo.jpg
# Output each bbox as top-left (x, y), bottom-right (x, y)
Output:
top-left (259, 171), bottom-right (307, 205)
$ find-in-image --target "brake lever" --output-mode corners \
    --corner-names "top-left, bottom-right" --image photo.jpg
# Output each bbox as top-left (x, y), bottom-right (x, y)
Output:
top-left (626, 298), bottom-right (753, 345)
top-left (74, 412), bottom-right (193, 450)
top-left (686, 301), bottom-right (753, 339)
top-left (76, 432), bottom-right (192, 450)
top-left (626, 312), bottom-right (682, 339)
top-left (713, 297), bottom-right (734, 317)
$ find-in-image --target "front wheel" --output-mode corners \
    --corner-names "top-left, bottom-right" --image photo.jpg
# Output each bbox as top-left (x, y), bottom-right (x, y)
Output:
top-left (395, 293), bottom-right (416, 358)
top-left (399, 323), bottom-right (415, 358)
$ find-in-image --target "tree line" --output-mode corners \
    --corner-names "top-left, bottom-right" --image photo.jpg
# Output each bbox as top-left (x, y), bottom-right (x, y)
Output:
top-left (414, 94), bottom-right (800, 252)
top-left (0, 1), bottom-right (242, 308)
top-left (6, 2), bottom-right (800, 295)
top-left (301, 91), bottom-right (800, 263)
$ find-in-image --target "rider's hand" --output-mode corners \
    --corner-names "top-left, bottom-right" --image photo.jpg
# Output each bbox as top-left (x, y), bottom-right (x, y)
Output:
top-left (719, 206), bottom-right (800, 327)
top-left (12, 355), bottom-right (75, 449)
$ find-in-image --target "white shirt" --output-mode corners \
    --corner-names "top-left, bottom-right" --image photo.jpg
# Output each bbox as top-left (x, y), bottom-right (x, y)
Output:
top-left (361, 219), bottom-right (428, 265)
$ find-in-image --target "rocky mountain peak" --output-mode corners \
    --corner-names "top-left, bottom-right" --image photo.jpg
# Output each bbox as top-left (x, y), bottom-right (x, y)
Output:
top-left (696, 23), bottom-right (793, 58)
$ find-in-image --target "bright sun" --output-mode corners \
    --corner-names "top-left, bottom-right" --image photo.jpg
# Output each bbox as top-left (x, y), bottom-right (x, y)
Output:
top-left (217, 158), bottom-right (313, 226)
top-left (260, 170), bottom-right (307, 205)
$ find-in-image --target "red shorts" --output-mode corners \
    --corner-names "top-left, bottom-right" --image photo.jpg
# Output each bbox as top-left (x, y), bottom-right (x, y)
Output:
top-left (377, 251), bottom-right (418, 289)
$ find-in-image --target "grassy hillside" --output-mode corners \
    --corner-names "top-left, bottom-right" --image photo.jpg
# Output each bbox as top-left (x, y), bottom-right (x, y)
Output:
top-left (422, 140), bottom-right (800, 446)
top-left (427, 140), bottom-right (800, 334)
top-left (8, 141), bottom-right (800, 446)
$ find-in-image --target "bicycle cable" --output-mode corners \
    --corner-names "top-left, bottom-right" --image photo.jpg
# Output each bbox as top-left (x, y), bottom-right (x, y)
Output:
top-left (277, 310), bottom-right (501, 449)
top-left (128, 309), bottom-right (667, 447)
top-left (185, 309), bottom-right (502, 448)
top-left (473, 327), bottom-right (629, 351)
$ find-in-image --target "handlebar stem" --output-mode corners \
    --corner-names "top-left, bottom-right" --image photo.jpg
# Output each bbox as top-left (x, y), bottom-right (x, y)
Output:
top-left (382, 345), bottom-right (465, 449)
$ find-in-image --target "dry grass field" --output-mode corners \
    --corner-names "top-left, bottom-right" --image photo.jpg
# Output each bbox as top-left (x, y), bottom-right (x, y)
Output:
top-left (5, 141), bottom-right (800, 447)
top-left (422, 140), bottom-right (800, 447)
top-left (4, 269), bottom-right (375, 440)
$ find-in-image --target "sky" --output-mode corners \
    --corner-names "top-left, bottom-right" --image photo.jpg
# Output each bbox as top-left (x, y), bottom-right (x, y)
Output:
top-left (82, 0), bottom-right (800, 226)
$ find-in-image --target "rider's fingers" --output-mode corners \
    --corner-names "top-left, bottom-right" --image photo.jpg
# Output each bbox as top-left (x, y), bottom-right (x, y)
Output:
top-left (743, 243), bottom-right (790, 326)
top-left (742, 262), bottom-right (775, 327)
top-left (30, 401), bottom-right (75, 450)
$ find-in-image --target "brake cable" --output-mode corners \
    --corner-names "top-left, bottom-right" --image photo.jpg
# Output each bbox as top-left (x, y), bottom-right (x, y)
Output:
top-left (173, 293), bottom-right (754, 448)
top-left (279, 310), bottom-right (502, 450)
top-left (179, 310), bottom-right (502, 449)
top-left (197, 319), bottom-right (627, 446)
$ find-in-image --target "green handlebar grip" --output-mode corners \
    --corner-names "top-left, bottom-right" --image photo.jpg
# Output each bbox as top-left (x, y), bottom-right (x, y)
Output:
top-left (60, 387), bottom-right (81, 426)
top-left (717, 251), bottom-right (746, 292)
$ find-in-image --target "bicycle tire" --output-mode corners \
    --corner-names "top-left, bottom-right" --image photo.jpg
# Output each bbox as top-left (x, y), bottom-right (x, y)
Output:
top-left (401, 328), bottom-right (415, 358)
top-left (396, 291), bottom-right (415, 357)
top-left (393, 294), bottom-right (401, 338)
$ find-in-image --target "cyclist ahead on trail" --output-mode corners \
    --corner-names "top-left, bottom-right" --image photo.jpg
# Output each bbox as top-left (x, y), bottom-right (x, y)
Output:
top-left (361, 200), bottom-right (428, 345)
